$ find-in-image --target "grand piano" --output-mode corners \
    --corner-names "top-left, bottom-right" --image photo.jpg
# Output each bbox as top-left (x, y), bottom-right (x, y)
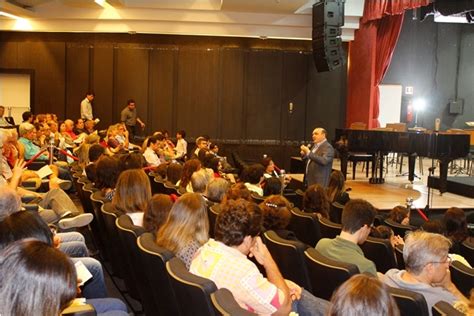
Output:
top-left (334, 128), bottom-right (471, 194)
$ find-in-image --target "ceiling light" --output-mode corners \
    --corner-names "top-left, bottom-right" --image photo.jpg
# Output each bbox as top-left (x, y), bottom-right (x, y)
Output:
top-left (95, 0), bottom-right (107, 7)
top-left (0, 11), bottom-right (22, 20)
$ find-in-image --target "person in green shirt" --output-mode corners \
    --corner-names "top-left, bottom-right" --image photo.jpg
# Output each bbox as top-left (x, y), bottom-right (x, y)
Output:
top-left (316, 199), bottom-right (378, 275)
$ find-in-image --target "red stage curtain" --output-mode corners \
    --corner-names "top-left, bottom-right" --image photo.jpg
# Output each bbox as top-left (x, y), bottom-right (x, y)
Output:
top-left (346, 0), bottom-right (431, 128)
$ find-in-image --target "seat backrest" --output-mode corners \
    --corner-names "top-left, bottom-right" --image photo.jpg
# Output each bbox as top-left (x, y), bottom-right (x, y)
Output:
top-left (288, 207), bottom-right (321, 247)
top-left (329, 202), bottom-right (344, 224)
top-left (360, 236), bottom-right (397, 273)
top-left (166, 257), bottom-right (218, 316)
top-left (207, 204), bottom-right (221, 238)
top-left (449, 260), bottom-right (474, 297)
top-left (318, 217), bottom-right (342, 239)
top-left (210, 288), bottom-right (257, 316)
top-left (460, 241), bottom-right (474, 268)
top-left (163, 182), bottom-right (179, 195)
top-left (304, 247), bottom-right (359, 300)
top-left (384, 219), bottom-right (414, 238)
top-left (251, 193), bottom-right (265, 204)
top-left (100, 203), bottom-right (126, 277)
top-left (152, 177), bottom-right (167, 195)
top-left (394, 243), bottom-right (405, 270)
top-left (388, 286), bottom-right (429, 316)
top-left (115, 215), bottom-right (152, 312)
top-left (137, 233), bottom-right (180, 316)
top-left (263, 230), bottom-right (312, 291)
top-left (432, 301), bottom-right (464, 316)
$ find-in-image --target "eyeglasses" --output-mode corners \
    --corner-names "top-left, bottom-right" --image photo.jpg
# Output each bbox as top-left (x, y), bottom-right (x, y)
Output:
top-left (430, 256), bottom-right (452, 265)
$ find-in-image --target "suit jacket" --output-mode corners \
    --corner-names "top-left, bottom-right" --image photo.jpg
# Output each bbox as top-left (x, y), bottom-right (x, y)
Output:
top-left (304, 140), bottom-right (334, 188)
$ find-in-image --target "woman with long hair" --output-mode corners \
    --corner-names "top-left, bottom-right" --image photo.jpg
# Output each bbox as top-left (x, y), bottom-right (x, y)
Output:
top-left (177, 159), bottom-right (201, 192)
top-left (155, 193), bottom-right (209, 269)
top-left (326, 170), bottom-right (350, 205)
top-left (112, 168), bottom-right (152, 226)
top-left (143, 193), bottom-right (174, 233)
top-left (303, 184), bottom-right (330, 218)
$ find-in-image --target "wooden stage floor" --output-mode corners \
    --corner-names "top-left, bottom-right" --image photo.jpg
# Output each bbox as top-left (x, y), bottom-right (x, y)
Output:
top-left (289, 158), bottom-right (473, 210)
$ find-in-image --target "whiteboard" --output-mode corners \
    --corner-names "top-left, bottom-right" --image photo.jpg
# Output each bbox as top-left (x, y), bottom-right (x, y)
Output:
top-left (0, 73), bottom-right (31, 125)
top-left (379, 84), bottom-right (402, 127)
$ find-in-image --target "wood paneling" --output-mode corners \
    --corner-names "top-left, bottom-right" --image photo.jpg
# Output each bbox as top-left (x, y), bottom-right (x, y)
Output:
top-left (219, 48), bottom-right (245, 140)
top-left (176, 48), bottom-right (219, 138)
top-left (0, 42), bottom-right (18, 68)
top-left (149, 48), bottom-right (176, 134)
top-left (92, 46), bottom-right (114, 129)
top-left (66, 44), bottom-right (90, 120)
top-left (281, 51), bottom-right (310, 141)
top-left (115, 47), bottom-right (150, 133)
top-left (245, 49), bottom-right (282, 140)
top-left (17, 41), bottom-right (66, 117)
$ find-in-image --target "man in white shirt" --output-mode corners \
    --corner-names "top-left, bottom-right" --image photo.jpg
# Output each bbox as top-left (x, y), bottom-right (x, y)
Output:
top-left (80, 92), bottom-right (95, 120)
top-left (175, 130), bottom-right (187, 160)
top-left (143, 135), bottom-right (163, 167)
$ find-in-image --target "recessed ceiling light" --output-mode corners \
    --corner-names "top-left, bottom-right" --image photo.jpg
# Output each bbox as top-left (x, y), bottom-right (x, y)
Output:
top-left (95, 0), bottom-right (107, 7)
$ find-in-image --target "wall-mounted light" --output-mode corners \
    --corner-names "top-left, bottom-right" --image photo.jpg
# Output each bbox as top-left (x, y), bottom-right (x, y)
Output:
top-left (94, 0), bottom-right (107, 7)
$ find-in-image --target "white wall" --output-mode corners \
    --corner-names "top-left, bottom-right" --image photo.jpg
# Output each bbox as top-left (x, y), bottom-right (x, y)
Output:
top-left (379, 84), bottom-right (402, 127)
top-left (0, 73), bottom-right (31, 125)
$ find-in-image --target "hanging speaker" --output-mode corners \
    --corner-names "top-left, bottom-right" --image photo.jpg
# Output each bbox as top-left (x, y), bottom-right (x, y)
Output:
top-left (312, 0), bottom-right (346, 72)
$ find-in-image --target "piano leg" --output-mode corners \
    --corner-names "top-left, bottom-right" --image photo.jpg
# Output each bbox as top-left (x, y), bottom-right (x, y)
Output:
top-left (408, 154), bottom-right (417, 183)
top-left (438, 160), bottom-right (449, 194)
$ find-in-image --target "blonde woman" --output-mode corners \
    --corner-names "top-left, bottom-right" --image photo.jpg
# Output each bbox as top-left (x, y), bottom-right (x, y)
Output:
top-left (155, 193), bottom-right (209, 269)
top-left (112, 168), bottom-right (151, 226)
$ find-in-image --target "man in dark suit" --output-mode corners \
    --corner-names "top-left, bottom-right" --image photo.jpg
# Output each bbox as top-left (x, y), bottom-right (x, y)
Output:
top-left (300, 128), bottom-right (334, 188)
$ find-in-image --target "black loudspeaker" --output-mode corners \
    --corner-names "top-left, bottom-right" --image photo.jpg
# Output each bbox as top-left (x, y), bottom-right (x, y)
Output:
top-left (312, 0), bottom-right (346, 72)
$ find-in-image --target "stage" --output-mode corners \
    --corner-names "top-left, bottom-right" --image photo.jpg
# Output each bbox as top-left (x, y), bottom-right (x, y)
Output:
top-left (288, 159), bottom-right (473, 211)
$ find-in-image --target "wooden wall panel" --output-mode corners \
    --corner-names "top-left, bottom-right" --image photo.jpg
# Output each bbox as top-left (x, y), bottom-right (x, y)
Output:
top-left (65, 44), bottom-right (90, 120)
top-left (281, 51), bottom-right (310, 142)
top-left (245, 49), bottom-right (282, 140)
top-left (92, 46), bottom-right (114, 129)
top-left (176, 48), bottom-right (219, 139)
top-left (0, 42), bottom-right (18, 68)
top-left (219, 48), bottom-right (245, 140)
top-left (115, 47), bottom-right (150, 133)
top-left (149, 48), bottom-right (176, 134)
top-left (17, 41), bottom-right (66, 117)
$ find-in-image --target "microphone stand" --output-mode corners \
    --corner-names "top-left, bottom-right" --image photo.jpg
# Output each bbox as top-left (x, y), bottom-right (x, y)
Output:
top-left (425, 165), bottom-right (436, 214)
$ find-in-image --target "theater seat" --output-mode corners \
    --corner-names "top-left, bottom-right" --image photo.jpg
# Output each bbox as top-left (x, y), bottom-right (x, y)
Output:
top-left (288, 207), bottom-right (321, 247)
top-left (360, 236), bottom-right (397, 273)
top-left (388, 287), bottom-right (429, 316)
top-left (304, 247), bottom-right (359, 300)
top-left (166, 257), bottom-right (217, 316)
top-left (318, 217), bottom-right (341, 239)
top-left (449, 260), bottom-right (474, 297)
top-left (432, 301), bottom-right (464, 316)
top-left (384, 218), bottom-right (415, 238)
top-left (263, 230), bottom-right (312, 291)
top-left (210, 288), bottom-right (257, 316)
top-left (329, 202), bottom-right (344, 224)
top-left (137, 233), bottom-right (179, 316)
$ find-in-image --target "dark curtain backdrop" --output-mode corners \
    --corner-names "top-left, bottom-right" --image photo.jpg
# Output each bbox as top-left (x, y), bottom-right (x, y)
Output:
top-left (347, 0), bottom-right (431, 128)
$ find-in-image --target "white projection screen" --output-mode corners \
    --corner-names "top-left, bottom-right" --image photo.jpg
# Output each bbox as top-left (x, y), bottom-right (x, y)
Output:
top-left (0, 73), bottom-right (31, 124)
top-left (379, 84), bottom-right (402, 127)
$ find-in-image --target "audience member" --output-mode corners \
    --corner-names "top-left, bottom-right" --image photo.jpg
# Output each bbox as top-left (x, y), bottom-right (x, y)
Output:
top-left (263, 177), bottom-right (282, 196)
top-left (143, 193), bottom-right (174, 234)
top-left (260, 195), bottom-right (296, 240)
top-left (190, 198), bottom-right (329, 315)
top-left (383, 231), bottom-right (469, 313)
top-left (328, 274), bottom-right (399, 316)
top-left (0, 239), bottom-right (128, 316)
top-left (177, 158), bottom-right (201, 192)
top-left (243, 164), bottom-right (265, 196)
top-left (166, 162), bottom-right (183, 186)
top-left (143, 135), bottom-right (163, 167)
top-left (444, 207), bottom-right (474, 255)
top-left (303, 184), bottom-right (330, 218)
top-left (389, 205), bottom-right (411, 226)
top-left (174, 130), bottom-right (187, 160)
top-left (326, 170), bottom-right (350, 205)
top-left (315, 199), bottom-right (377, 275)
top-left (95, 156), bottom-right (120, 201)
top-left (206, 178), bottom-right (230, 204)
top-left (191, 168), bottom-right (213, 194)
top-left (222, 182), bottom-right (252, 202)
top-left (112, 169), bottom-right (151, 227)
top-left (155, 193), bottom-right (209, 269)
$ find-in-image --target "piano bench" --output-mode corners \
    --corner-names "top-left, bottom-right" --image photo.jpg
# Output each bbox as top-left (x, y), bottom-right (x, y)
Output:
top-left (348, 154), bottom-right (372, 180)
